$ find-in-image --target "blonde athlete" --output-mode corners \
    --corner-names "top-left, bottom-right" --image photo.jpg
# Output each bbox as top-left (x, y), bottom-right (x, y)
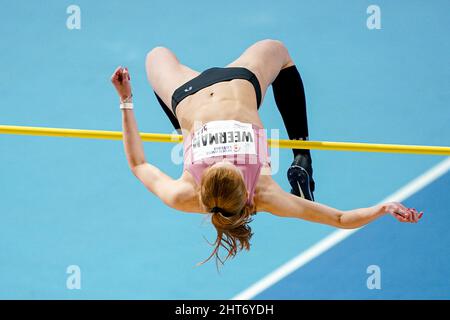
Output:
top-left (111, 39), bottom-right (423, 266)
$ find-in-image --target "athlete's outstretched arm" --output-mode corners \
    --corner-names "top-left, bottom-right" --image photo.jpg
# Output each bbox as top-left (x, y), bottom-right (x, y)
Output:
top-left (258, 180), bottom-right (423, 228)
top-left (111, 66), bottom-right (198, 210)
top-left (111, 66), bottom-right (145, 167)
top-left (131, 163), bottom-right (201, 211)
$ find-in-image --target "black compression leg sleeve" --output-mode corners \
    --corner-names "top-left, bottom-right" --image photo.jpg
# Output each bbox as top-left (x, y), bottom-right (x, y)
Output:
top-left (272, 65), bottom-right (310, 157)
top-left (154, 91), bottom-right (182, 133)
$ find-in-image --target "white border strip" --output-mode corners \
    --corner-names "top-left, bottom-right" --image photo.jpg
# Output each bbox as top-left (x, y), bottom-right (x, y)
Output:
top-left (232, 157), bottom-right (450, 300)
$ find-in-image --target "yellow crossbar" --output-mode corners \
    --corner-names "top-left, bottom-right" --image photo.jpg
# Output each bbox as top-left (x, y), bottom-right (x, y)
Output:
top-left (1, 125), bottom-right (449, 156)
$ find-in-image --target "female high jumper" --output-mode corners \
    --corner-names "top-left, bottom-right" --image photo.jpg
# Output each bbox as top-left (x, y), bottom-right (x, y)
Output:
top-left (111, 39), bottom-right (423, 266)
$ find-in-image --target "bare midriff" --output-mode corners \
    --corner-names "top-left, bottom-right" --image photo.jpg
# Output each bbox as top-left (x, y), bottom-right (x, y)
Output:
top-left (176, 77), bottom-right (273, 210)
top-left (174, 79), bottom-right (265, 140)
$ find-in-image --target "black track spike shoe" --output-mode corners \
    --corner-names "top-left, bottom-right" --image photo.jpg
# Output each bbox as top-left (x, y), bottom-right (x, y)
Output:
top-left (287, 153), bottom-right (315, 201)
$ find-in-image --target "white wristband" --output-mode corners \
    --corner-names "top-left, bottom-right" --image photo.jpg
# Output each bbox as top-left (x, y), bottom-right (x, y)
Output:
top-left (120, 102), bottom-right (134, 110)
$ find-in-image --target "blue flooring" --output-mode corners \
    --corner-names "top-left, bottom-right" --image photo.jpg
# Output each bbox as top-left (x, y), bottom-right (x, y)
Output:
top-left (257, 171), bottom-right (450, 299)
top-left (0, 0), bottom-right (449, 299)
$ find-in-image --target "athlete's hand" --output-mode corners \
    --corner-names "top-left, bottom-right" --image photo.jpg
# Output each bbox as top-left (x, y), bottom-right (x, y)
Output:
top-left (111, 66), bottom-right (132, 101)
top-left (382, 202), bottom-right (424, 223)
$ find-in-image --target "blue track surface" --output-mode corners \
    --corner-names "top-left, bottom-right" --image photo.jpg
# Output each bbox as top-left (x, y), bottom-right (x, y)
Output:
top-left (257, 170), bottom-right (450, 299)
top-left (0, 0), bottom-right (449, 299)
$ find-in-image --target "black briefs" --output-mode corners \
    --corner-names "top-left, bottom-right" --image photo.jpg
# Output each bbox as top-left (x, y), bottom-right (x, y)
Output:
top-left (172, 67), bottom-right (262, 115)
top-left (154, 66), bottom-right (262, 131)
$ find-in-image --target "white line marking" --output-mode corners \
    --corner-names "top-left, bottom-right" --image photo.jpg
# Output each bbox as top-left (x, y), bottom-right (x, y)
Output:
top-left (232, 157), bottom-right (450, 300)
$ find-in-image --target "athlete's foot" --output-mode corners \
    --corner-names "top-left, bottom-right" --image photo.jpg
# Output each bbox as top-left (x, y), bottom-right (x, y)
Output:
top-left (287, 153), bottom-right (315, 201)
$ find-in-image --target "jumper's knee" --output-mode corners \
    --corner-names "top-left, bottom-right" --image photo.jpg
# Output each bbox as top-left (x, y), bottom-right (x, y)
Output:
top-left (146, 46), bottom-right (173, 65)
top-left (259, 39), bottom-right (287, 51)
top-left (259, 39), bottom-right (294, 68)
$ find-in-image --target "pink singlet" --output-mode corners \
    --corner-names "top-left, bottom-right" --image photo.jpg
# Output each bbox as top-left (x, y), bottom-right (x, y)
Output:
top-left (183, 120), bottom-right (271, 205)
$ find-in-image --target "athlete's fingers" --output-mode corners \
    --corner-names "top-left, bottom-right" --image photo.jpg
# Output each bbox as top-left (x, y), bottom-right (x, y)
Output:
top-left (110, 66), bottom-right (122, 83)
top-left (402, 209), bottom-right (410, 219)
top-left (395, 214), bottom-right (408, 222)
top-left (122, 69), bottom-right (129, 84)
top-left (117, 67), bottom-right (124, 83)
top-left (394, 211), bottom-right (406, 218)
top-left (397, 202), bottom-right (408, 211)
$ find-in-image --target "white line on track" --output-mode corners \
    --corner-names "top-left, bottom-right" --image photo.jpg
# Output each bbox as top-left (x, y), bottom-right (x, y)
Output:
top-left (232, 157), bottom-right (450, 300)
